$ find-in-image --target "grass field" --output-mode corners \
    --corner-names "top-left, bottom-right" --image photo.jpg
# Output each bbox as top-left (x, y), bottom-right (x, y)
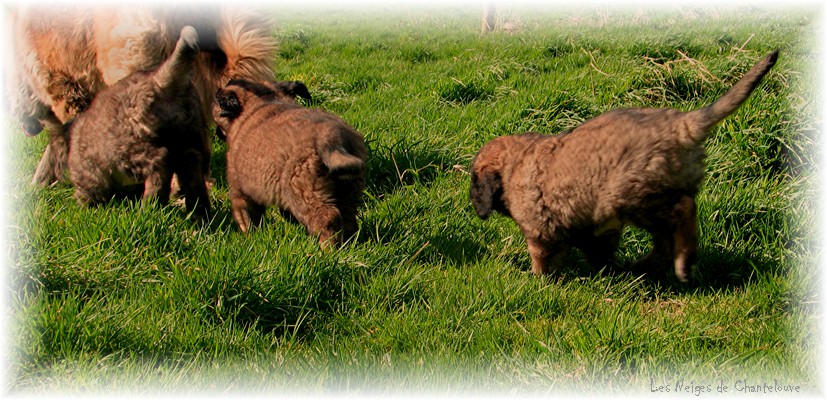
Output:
top-left (2, 2), bottom-right (822, 396)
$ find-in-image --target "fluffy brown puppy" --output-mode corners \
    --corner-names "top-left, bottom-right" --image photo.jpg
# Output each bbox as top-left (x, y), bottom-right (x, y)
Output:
top-left (67, 27), bottom-right (210, 219)
top-left (214, 79), bottom-right (367, 247)
top-left (6, 4), bottom-right (276, 186)
top-left (470, 50), bottom-right (779, 281)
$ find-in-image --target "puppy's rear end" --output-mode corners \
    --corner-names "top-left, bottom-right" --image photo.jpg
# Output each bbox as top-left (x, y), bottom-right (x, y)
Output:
top-left (155, 26), bottom-right (211, 220)
top-left (318, 130), bottom-right (367, 181)
top-left (318, 126), bottom-right (368, 244)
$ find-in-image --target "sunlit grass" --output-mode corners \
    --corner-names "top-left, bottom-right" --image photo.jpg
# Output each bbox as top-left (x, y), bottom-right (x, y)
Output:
top-left (4, 2), bottom-right (820, 395)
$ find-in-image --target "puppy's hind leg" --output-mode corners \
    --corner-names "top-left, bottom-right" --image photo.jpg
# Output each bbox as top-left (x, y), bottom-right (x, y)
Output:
top-left (306, 205), bottom-right (345, 249)
top-left (173, 149), bottom-right (211, 220)
top-left (73, 184), bottom-right (108, 208)
top-left (142, 166), bottom-right (173, 208)
top-left (631, 228), bottom-right (673, 279)
top-left (631, 196), bottom-right (697, 282)
top-left (286, 183), bottom-right (347, 248)
top-left (333, 178), bottom-right (364, 243)
top-left (286, 195), bottom-right (344, 248)
top-left (671, 196), bottom-right (698, 282)
top-left (71, 162), bottom-right (113, 207)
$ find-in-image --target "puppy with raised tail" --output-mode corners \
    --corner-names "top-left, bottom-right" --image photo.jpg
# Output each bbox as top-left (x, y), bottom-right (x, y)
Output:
top-left (67, 26), bottom-right (211, 219)
top-left (214, 79), bottom-right (367, 247)
top-left (470, 50), bottom-right (779, 281)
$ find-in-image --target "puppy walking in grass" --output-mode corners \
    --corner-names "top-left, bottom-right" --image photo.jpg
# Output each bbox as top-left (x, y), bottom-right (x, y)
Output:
top-left (214, 79), bottom-right (367, 247)
top-left (67, 26), bottom-right (211, 219)
top-left (470, 50), bottom-right (779, 281)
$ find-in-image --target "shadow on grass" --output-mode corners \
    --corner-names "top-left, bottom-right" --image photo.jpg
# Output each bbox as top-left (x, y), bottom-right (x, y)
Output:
top-left (589, 247), bottom-right (781, 295)
top-left (422, 233), bottom-right (488, 267)
top-left (364, 137), bottom-right (457, 198)
top-left (678, 247), bottom-right (782, 294)
top-left (491, 243), bottom-right (782, 296)
top-left (356, 215), bottom-right (489, 267)
top-left (202, 284), bottom-right (329, 338)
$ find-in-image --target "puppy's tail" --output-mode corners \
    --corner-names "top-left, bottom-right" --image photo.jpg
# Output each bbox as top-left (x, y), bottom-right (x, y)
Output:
top-left (319, 136), bottom-right (366, 181)
top-left (154, 26), bottom-right (200, 91)
top-left (323, 150), bottom-right (365, 181)
top-left (683, 50), bottom-right (778, 143)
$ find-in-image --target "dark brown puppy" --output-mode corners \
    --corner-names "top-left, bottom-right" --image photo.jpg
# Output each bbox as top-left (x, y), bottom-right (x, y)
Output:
top-left (214, 79), bottom-right (367, 247)
top-left (67, 27), bottom-right (210, 219)
top-left (7, 4), bottom-right (277, 186)
top-left (470, 51), bottom-right (779, 281)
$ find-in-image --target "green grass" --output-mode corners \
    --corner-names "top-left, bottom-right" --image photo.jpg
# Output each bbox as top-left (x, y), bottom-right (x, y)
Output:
top-left (3, 3), bottom-right (821, 395)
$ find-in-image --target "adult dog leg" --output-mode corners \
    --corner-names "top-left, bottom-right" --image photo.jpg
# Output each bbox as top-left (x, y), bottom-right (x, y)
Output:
top-left (31, 119), bottom-right (69, 186)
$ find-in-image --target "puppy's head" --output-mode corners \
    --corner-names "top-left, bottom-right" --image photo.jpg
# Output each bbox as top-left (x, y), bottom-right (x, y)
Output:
top-left (213, 86), bottom-right (243, 130)
top-left (213, 79), bottom-right (312, 140)
top-left (470, 137), bottom-right (511, 219)
top-left (470, 134), bottom-right (541, 219)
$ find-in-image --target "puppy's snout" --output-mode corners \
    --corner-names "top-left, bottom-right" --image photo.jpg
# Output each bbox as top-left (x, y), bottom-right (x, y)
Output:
top-left (22, 118), bottom-right (43, 136)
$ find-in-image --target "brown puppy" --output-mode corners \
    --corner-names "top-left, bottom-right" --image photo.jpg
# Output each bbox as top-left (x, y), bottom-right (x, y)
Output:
top-left (67, 27), bottom-right (210, 219)
top-left (214, 79), bottom-right (367, 247)
top-left (6, 4), bottom-right (277, 186)
top-left (470, 51), bottom-right (779, 281)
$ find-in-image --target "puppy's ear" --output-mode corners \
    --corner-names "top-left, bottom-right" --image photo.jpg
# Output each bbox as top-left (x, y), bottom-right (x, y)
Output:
top-left (278, 81), bottom-right (312, 102)
top-left (216, 89), bottom-right (242, 119)
top-left (470, 169), bottom-right (502, 220)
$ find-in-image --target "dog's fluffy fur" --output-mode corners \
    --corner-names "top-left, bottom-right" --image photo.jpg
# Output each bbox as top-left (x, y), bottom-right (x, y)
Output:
top-left (470, 51), bottom-right (779, 281)
top-left (6, 4), bottom-right (277, 185)
top-left (214, 79), bottom-right (367, 247)
top-left (67, 27), bottom-right (210, 219)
